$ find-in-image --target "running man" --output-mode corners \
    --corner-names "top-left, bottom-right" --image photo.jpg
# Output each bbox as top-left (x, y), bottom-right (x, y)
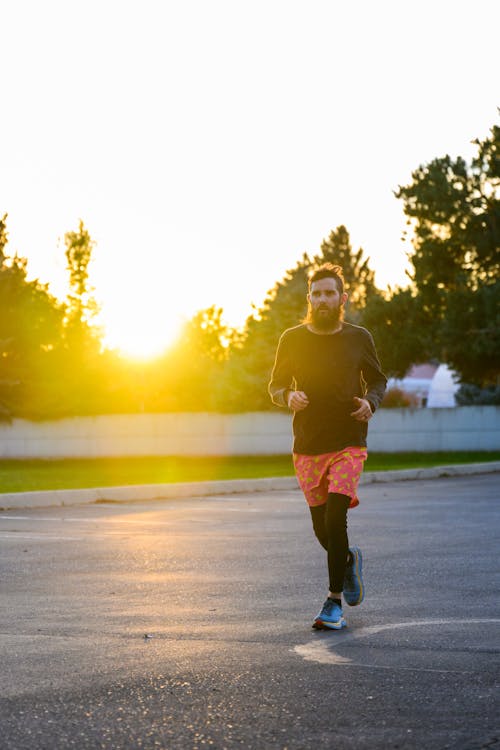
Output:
top-left (268, 263), bottom-right (387, 629)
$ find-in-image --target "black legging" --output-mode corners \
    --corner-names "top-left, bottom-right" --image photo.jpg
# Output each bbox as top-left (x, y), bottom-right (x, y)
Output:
top-left (309, 493), bottom-right (350, 594)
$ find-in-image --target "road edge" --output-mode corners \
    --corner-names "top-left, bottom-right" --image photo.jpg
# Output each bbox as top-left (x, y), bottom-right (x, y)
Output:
top-left (1, 461), bottom-right (499, 509)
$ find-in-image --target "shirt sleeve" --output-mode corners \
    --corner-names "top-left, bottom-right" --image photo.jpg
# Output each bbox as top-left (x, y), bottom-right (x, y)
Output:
top-left (268, 332), bottom-right (295, 408)
top-left (361, 331), bottom-right (387, 412)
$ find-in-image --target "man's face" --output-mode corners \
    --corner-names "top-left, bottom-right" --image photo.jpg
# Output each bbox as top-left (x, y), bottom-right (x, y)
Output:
top-left (307, 277), bottom-right (348, 330)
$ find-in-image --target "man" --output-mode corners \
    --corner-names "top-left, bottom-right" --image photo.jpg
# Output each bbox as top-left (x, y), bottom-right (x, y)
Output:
top-left (268, 263), bottom-right (387, 630)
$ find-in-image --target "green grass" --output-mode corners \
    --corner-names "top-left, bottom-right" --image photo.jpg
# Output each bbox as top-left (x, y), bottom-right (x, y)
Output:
top-left (0, 452), bottom-right (499, 493)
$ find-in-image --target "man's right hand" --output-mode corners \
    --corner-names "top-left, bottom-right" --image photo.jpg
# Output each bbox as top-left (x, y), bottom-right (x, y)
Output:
top-left (287, 390), bottom-right (309, 411)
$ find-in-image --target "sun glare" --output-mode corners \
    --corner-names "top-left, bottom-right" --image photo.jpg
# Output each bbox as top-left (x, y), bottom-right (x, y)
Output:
top-left (115, 336), bottom-right (169, 361)
top-left (102, 312), bottom-right (183, 361)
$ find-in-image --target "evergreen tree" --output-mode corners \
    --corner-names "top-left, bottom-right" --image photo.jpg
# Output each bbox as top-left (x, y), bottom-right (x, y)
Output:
top-left (315, 225), bottom-right (377, 319)
top-left (216, 227), bottom-right (377, 410)
top-left (0, 214), bottom-right (65, 420)
top-left (395, 119), bottom-right (499, 386)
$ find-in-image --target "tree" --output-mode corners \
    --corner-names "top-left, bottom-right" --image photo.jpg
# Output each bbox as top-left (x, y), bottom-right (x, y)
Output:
top-left (455, 382), bottom-right (500, 405)
top-left (57, 220), bottom-right (107, 414)
top-left (396, 124), bottom-right (499, 301)
top-left (181, 306), bottom-right (234, 363)
top-left (361, 288), bottom-right (431, 378)
top-left (0, 214), bottom-right (65, 420)
top-left (314, 225), bottom-right (377, 319)
top-left (395, 119), bottom-right (500, 386)
top-left (217, 227), bottom-right (378, 410)
top-left (439, 280), bottom-right (500, 385)
top-left (145, 307), bottom-right (236, 412)
top-left (214, 256), bottom-right (310, 411)
top-left (64, 219), bottom-right (99, 327)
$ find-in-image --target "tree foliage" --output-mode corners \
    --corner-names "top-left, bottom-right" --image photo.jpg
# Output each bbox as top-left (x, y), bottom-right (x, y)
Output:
top-left (361, 288), bottom-right (430, 378)
top-left (64, 219), bottom-right (99, 323)
top-left (216, 227), bottom-right (377, 410)
top-left (150, 307), bottom-right (234, 412)
top-left (316, 225), bottom-right (377, 318)
top-left (397, 125), bottom-right (499, 300)
top-left (439, 281), bottom-right (500, 385)
top-left (0, 214), bottom-right (65, 420)
top-left (394, 120), bottom-right (499, 386)
top-left (1, 118), bottom-right (498, 419)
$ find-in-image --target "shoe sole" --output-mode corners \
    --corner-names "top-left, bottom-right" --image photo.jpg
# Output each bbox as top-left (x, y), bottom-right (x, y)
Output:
top-left (312, 618), bottom-right (347, 630)
top-left (344, 547), bottom-right (364, 607)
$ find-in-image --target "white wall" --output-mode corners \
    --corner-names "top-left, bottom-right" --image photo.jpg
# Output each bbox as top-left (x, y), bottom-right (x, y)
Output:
top-left (368, 407), bottom-right (499, 452)
top-left (0, 407), bottom-right (498, 458)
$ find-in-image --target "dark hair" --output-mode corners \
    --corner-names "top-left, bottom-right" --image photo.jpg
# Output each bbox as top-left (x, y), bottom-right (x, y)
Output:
top-left (307, 263), bottom-right (345, 294)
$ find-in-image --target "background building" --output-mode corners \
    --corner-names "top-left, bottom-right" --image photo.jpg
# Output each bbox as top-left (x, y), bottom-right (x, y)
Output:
top-left (387, 363), bottom-right (459, 408)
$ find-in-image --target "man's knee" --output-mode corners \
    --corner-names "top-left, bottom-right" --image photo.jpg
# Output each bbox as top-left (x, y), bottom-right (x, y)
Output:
top-left (325, 493), bottom-right (350, 528)
top-left (309, 504), bottom-right (328, 549)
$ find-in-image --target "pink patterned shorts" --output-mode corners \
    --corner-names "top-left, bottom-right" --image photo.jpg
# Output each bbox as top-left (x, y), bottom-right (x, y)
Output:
top-left (293, 447), bottom-right (368, 509)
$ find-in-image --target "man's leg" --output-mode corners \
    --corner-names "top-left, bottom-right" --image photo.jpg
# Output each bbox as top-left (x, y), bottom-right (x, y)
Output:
top-left (325, 492), bottom-right (351, 598)
top-left (326, 447), bottom-right (367, 606)
top-left (309, 494), bottom-right (351, 593)
top-left (309, 504), bottom-right (328, 550)
top-left (312, 493), bottom-right (350, 630)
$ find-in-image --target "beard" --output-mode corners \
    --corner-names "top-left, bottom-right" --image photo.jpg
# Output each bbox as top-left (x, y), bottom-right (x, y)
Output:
top-left (308, 303), bottom-right (343, 331)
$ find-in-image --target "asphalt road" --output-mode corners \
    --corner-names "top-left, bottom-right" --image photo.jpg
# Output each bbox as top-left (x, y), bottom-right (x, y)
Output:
top-left (1, 474), bottom-right (499, 750)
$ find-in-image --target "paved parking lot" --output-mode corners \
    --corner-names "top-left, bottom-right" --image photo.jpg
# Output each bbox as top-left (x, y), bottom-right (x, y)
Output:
top-left (1, 473), bottom-right (499, 749)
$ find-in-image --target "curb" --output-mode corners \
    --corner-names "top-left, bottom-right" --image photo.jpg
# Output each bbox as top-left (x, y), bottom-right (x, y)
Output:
top-left (1, 461), bottom-right (499, 510)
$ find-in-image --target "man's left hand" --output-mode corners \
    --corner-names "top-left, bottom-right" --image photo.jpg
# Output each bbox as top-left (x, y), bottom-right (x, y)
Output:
top-left (351, 397), bottom-right (373, 422)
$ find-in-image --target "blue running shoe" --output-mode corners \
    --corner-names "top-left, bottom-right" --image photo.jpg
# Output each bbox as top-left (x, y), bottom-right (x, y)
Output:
top-left (343, 546), bottom-right (364, 606)
top-left (313, 598), bottom-right (347, 630)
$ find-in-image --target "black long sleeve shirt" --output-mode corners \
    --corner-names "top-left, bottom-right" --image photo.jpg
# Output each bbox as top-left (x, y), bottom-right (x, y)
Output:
top-left (268, 323), bottom-right (387, 454)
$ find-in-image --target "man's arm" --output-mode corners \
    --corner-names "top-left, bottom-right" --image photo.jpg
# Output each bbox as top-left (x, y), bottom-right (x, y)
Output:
top-left (268, 333), bottom-right (295, 408)
top-left (361, 331), bottom-right (387, 412)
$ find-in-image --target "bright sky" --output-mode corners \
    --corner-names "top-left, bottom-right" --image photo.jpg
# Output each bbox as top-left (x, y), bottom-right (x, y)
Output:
top-left (2, 0), bottom-right (498, 357)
